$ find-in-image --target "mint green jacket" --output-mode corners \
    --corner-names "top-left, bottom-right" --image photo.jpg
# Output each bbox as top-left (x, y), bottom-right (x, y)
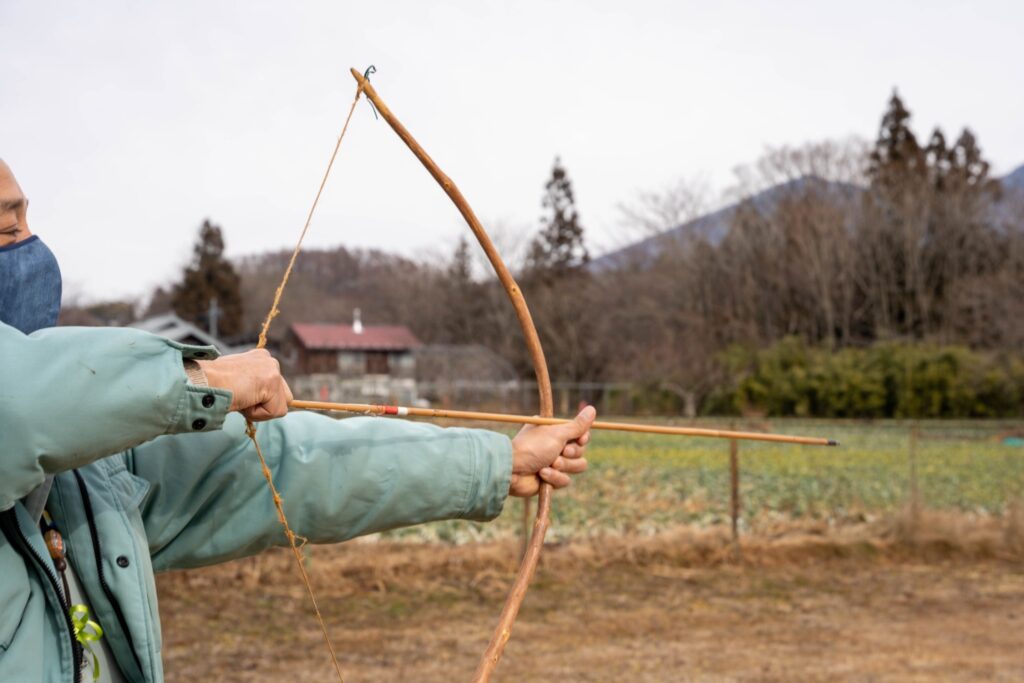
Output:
top-left (0, 322), bottom-right (512, 682)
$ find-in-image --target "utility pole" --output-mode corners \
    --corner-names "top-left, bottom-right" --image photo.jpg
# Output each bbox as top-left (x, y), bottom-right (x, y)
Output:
top-left (208, 297), bottom-right (220, 339)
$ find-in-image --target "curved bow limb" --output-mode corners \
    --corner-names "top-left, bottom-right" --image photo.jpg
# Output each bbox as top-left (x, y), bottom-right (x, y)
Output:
top-left (349, 67), bottom-right (554, 682)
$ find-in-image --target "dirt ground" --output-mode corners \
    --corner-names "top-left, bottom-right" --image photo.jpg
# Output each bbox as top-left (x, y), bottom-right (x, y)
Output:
top-left (158, 518), bottom-right (1024, 682)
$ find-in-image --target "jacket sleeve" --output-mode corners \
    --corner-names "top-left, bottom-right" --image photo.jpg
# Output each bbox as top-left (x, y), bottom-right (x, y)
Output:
top-left (0, 322), bottom-right (231, 511)
top-left (133, 411), bottom-right (513, 571)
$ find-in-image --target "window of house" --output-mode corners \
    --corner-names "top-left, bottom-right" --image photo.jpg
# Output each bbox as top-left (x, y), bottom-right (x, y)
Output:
top-left (366, 351), bottom-right (390, 374)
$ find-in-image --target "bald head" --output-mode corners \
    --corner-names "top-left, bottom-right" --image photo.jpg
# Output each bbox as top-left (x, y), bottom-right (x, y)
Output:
top-left (0, 159), bottom-right (32, 248)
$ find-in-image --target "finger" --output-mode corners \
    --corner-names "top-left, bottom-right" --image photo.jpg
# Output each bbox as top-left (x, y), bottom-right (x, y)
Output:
top-left (552, 456), bottom-right (588, 474)
top-left (577, 431), bottom-right (591, 447)
top-left (559, 405), bottom-right (596, 440)
top-left (562, 439), bottom-right (588, 458)
top-left (510, 473), bottom-right (540, 498)
top-left (516, 422), bottom-right (535, 437)
top-left (540, 467), bottom-right (572, 488)
top-left (243, 405), bottom-right (272, 421)
top-left (265, 390), bottom-right (289, 419)
top-left (283, 379), bottom-right (294, 404)
top-left (246, 389), bottom-right (287, 421)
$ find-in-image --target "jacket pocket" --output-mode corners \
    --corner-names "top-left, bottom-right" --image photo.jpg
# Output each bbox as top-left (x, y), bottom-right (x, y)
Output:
top-left (109, 468), bottom-right (151, 512)
top-left (0, 535), bottom-right (31, 652)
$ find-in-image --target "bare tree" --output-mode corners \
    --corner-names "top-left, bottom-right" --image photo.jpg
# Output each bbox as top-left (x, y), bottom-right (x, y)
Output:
top-left (616, 175), bottom-right (713, 239)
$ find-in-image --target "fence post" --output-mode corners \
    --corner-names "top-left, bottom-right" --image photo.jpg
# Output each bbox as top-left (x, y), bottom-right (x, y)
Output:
top-left (729, 439), bottom-right (741, 546)
top-left (909, 425), bottom-right (921, 534)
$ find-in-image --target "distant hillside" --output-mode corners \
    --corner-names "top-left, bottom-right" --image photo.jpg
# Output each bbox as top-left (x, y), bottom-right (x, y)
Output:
top-left (592, 164), bottom-right (1024, 270)
top-left (589, 176), bottom-right (859, 271)
top-left (990, 163), bottom-right (1024, 223)
top-left (1003, 163), bottom-right (1024, 192)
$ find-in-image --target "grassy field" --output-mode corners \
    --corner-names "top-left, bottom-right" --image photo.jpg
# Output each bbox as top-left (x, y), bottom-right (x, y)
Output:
top-left (380, 418), bottom-right (1024, 543)
top-left (160, 516), bottom-right (1024, 682)
top-left (158, 418), bottom-right (1024, 682)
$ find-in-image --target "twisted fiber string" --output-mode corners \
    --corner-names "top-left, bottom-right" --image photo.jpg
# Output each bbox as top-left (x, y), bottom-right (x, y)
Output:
top-left (257, 84), bottom-right (364, 350)
top-left (243, 81), bottom-right (366, 683)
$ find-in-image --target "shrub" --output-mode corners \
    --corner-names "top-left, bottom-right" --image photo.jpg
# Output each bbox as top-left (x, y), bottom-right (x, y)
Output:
top-left (705, 338), bottom-right (1024, 418)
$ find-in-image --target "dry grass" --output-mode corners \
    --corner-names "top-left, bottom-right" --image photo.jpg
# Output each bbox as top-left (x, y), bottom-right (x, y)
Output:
top-left (158, 514), bottom-right (1024, 682)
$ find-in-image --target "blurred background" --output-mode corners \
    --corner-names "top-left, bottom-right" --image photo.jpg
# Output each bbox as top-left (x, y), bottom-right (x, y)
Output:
top-left (3, 1), bottom-right (1023, 681)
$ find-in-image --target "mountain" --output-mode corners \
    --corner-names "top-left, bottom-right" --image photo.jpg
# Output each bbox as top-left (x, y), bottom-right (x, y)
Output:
top-left (589, 176), bottom-right (859, 271)
top-left (592, 163), bottom-right (1024, 271)
top-left (1002, 163), bottom-right (1024, 192)
top-left (988, 163), bottom-right (1024, 223)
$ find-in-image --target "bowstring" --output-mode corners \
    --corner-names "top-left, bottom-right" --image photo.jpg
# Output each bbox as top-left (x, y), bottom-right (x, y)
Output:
top-left (244, 78), bottom-right (367, 683)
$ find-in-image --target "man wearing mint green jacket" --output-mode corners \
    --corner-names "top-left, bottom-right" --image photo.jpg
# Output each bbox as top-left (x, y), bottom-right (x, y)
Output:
top-left (0, 159), bottom-right (592, 683)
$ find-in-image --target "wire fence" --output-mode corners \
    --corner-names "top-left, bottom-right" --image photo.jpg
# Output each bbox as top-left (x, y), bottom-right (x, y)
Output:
top-left (723, 422), bottom-right (1024, 539)
top-left (374, 419), bottom-right (1024, 545)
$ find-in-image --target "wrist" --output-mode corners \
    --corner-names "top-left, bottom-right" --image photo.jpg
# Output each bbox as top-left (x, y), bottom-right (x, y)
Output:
top-left (183, 359), bottom-right (209, 387)
top-left (196, 359), bottom-right (229, 402)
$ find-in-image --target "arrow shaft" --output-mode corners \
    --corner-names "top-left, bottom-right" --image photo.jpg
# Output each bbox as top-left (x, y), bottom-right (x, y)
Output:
top-left (288, 400), bottom-right (838, 446)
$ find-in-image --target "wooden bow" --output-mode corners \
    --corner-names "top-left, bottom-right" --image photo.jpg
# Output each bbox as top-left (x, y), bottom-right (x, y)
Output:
top-left (348, 67), bottom-right (554, 682)
top-left (247, 67), bottom-right (558, 682)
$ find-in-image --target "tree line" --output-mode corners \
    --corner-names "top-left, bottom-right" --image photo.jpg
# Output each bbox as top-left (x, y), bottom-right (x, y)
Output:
top-left (604, 92), bottom-right (1024, 414)
top-left (84, 91), bottom-right (1024, 417)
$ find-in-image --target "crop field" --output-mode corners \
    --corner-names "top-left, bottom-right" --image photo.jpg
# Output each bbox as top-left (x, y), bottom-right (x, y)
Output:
top-left (383, 418), bottom-right (1024, 543)
top-left (158, 419), bottom-right (1024, 682)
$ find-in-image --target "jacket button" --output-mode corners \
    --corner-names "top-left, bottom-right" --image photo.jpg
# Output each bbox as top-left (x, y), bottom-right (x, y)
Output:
top-left (192, 418), bottom-right (207, 431)
top-left (116, 556), bottom-right (130, 568)
top-left (202, 394), bottom-right (215, 408)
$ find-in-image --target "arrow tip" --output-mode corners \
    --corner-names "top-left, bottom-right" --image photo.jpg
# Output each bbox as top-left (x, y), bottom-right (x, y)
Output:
top-left (827, 439), bottom-right (839, 446)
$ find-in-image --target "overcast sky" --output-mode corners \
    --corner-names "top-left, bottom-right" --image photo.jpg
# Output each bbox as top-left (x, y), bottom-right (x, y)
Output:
top-left (2, 1), bottom-right (1021, 302)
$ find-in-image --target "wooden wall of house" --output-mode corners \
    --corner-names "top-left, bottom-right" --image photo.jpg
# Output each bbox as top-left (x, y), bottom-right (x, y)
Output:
top-left (336, 350), bottom-right (416, 378)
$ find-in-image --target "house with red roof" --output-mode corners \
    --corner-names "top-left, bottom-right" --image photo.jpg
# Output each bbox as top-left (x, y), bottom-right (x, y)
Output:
top-left (283, 310), bottom-right (423, 404)
top-left (286, 309), bottom-right (422, 377)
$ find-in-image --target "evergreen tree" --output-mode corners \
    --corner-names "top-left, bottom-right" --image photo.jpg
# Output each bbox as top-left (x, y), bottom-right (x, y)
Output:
top-left (948, 128), bottom-right (991, 189)
top-left (925, 128), bottom-right (950, 190)
top-left (867, 90), bottom-right (926, 191)
top-left (520, 157), bottom-right (607, 383)
top-left (440, 236), bottom-right (482, 343)
top-left (927, 126), bottom-right (992, 193)
top-left (171, 219), bottom-right (244, 338)
top-left (860, 91), bottom-right (1000, 341)
top-left (527, 157), bottom-right (588, 277)
top-left (448, 235), bottom-right (473, 285)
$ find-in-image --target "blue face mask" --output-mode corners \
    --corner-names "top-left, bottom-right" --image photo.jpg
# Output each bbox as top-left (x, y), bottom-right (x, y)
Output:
top-left (0, 235), bottom-right (62, 334)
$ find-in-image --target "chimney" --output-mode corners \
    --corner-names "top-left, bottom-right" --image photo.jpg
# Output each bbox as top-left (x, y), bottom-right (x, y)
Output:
top-left (352, 308), bottom-right (363, 334)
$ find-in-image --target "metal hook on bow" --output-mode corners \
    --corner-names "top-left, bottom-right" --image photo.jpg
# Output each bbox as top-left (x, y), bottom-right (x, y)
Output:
top-left (362, 65), bottom-right (380, 120)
